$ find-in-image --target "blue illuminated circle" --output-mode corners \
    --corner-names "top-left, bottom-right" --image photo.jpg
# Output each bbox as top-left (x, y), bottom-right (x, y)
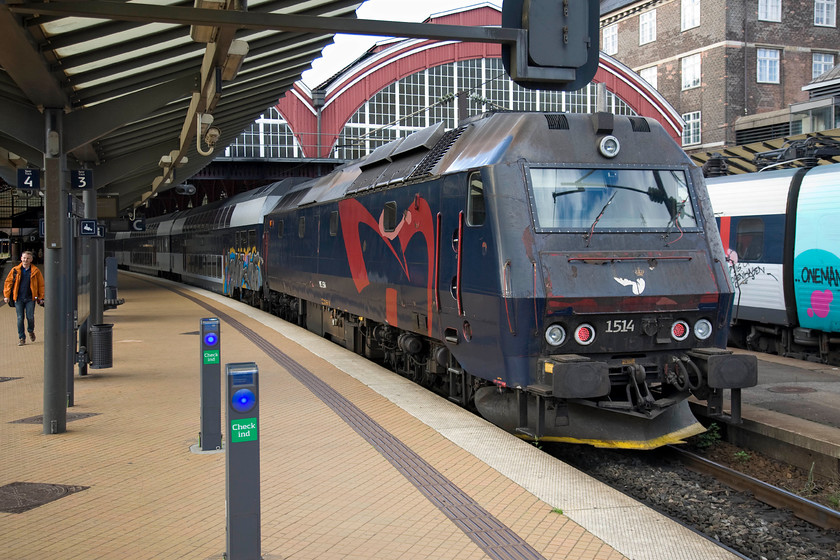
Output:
top-left (203, 332), bottom-right (218, 346)
top-left (231, 388), bottom-right (256, 413)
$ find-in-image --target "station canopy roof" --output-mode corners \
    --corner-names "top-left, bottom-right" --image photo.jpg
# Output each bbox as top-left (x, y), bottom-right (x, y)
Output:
top-left (689, 129), bottom-right (840, 175)
top-left (0, 0), bottom-right (363, 212)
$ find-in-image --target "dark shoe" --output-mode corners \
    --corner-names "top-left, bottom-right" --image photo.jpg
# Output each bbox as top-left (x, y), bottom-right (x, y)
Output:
top-left (29, 332), bottom-right (35, 342)
top-left (18, 338), bottom-right (25, 346)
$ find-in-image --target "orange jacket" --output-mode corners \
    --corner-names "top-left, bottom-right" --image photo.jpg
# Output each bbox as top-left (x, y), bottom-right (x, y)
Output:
top-left (3, 263), bottom-right (45, 302)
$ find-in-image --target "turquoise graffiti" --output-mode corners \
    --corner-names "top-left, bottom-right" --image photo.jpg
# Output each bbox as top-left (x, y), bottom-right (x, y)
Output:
top-left (794, 248), bottom-right (840, 330)
top-left (224, 246), bottom-right (263, 297)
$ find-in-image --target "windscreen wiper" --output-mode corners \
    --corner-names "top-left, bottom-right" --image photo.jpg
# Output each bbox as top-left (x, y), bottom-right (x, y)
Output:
top-left (584, 191), bottom-right (616, 246)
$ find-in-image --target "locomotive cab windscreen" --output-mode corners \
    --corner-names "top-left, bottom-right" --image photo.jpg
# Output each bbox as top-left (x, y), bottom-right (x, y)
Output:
top-left (528, 167), bottom-right (699, 233)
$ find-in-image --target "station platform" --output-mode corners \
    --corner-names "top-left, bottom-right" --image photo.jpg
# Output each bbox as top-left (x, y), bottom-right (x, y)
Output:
top-left (694, 349), bottom-right (840, 479)
top-left (0, 271), bottom-right (814, 560)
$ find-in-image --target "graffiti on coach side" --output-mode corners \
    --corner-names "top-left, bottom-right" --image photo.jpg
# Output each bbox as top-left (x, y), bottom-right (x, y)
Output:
top-left (224, 246), bottom-right (264, 296)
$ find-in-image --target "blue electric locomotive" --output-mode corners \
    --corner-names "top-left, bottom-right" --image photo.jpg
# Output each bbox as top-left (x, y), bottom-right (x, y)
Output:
top-left (261, 111), bottom-right (757, 449)
top-left (707, 163), bottom-right (840, 364)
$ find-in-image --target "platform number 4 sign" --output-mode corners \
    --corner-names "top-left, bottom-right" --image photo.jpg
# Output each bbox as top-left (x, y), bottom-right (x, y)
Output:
top-left (17, 168), bottom-right (40, 190)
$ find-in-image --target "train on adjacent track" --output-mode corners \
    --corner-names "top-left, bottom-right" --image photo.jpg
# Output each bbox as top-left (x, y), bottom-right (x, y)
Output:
top-left (706, 161), bottom-right (840, 365)
top-left (110, 111), bottom-right (757, 449)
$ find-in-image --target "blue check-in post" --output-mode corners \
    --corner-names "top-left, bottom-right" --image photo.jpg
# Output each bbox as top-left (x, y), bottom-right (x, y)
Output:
top-left (199, 318), bottom-right (222, 451)
top-left (225, 362), bottom-right (261, 559)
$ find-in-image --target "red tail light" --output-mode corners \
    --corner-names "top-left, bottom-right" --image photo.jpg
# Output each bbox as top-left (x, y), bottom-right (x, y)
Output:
top-left (671, 320), bottom-right (689, 341)
top-left (574, 324), bottom-right (596, 345)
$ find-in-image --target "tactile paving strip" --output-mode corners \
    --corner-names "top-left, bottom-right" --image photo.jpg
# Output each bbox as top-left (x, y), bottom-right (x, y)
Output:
top-left (174, 286), bottom-right (547, 560)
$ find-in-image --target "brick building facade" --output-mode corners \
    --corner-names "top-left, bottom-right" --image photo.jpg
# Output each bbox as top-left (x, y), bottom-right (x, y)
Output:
top-left (600, 0), bottom-right (838, 154)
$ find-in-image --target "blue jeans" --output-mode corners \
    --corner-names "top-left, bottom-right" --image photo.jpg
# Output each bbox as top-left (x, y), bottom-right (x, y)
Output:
top-left (15, 300), bottom-right (35, 340)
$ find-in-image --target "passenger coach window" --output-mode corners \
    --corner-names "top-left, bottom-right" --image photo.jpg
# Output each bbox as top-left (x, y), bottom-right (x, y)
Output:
top-left (384, 202), bottom-right (397, 232)
top-left (298, 216), bottom-right (306, 238)
top-left (277, 220), bottom-right (284, 239)
top-left (248, 229), bottom-right (256, 249)
top-left (467, 173), bottom-right (486, 226)
top-left (736, 218), bottom-right (764, 261)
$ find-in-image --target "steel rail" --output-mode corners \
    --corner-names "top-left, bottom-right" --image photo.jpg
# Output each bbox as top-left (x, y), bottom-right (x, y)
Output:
top-left (665, 446), bottom-right (840, 530)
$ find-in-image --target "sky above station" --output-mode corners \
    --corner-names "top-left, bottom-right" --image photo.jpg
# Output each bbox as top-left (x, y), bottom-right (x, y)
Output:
top-left (301, 0), bottom-right (502, 88)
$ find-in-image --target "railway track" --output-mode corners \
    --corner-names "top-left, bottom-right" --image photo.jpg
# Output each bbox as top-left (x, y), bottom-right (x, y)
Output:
top-left (664, 446), bottom-right (840, 531)
top-left (550, 442), bottom-right (840, 560)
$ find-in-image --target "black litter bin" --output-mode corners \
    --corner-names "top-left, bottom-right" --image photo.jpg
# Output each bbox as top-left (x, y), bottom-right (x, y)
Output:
top-left (90, 323), bottom-right (113, 369)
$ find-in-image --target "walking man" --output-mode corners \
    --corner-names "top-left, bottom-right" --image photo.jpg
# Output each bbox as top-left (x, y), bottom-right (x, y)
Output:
top-left (3, 251), bottom-right (45, 346)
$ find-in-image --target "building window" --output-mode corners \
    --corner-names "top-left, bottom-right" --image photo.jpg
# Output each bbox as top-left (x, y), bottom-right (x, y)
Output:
top-left (758, 0), bottom-right (782, 22)
top-left (682, 111), bottom-right (701, 146)
top-left (791, 101), bottom-right (836, 134)
top-left (513, 81), bottom-right (537, 111)
top-left (603, 24), bottom-right (618, 55)
top-left (639, 10), bottom-right (657, 44)
top-left (681, 54), bottom-right (701, 90)
top-left (681, 0), bottom-right (700, 30)
top-left (399, 72), bottom-right (426, 128)
top-left (639, 66), bottom-right (657, 89)
top-left (813, 52), bottom-right (836, 78)
top-left (815, 0), bottom-right (836, 26)
top-left (225, 107), bottom-right (301, 159)
top-left (757, 48), bottom-right (780, 83)
top-left (428, 64), bottom-right (455, 127)
top-left (484, 58), bottom-right (510, 111)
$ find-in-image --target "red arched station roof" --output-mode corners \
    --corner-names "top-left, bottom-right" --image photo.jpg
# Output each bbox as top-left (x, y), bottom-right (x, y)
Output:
top-left (277, 5), bottom-right (683, 158)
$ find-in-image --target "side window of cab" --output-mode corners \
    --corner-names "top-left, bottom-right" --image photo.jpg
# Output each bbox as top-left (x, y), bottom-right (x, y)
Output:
top-left (466, 172), bottom-right (485, 226)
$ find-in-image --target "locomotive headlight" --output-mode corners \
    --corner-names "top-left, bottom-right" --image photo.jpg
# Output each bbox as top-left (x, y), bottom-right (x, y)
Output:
top-left (545, 324), bottom-right (567, 346)
top-left (671, 320), bottom-right (690, 341)
top-left (693, 319), bottom-right (713, 340)
top-left (598, 135), bottom-right (621, 158)
top-left (574, 324), bottom-right (596, 345)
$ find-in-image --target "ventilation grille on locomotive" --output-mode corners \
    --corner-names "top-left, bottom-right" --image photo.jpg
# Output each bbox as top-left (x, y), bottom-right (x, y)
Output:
top-left (629, 117), bottom-right (651, 132)
top-left (544, 114), bottom-right (570, 130)
top-left (408, 125), bottom-right (468, 179)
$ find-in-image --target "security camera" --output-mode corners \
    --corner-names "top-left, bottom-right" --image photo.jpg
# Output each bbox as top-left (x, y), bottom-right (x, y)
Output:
top-left (204, 126), bottom-right (221, 147)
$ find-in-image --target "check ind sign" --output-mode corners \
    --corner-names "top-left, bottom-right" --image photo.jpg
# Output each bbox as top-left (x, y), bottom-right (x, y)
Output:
top-left (231, 418), bottom-right (258, 442)
top-left (203, 349), bottom-right (220, 364)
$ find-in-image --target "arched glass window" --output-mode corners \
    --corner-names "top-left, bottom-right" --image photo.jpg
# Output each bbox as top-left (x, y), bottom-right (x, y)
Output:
top-left (332, 58), bottom-right (636, 159)
top-left (225, 107), bottom-right (303, 158)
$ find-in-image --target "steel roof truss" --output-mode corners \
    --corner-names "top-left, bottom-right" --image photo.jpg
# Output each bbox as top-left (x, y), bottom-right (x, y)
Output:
top-left (65, 73), bottom-right (199, 155)
top-left (0, 97), bottom-right (45, 154)
top-left (0, 5), bottom-right (70, 109)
